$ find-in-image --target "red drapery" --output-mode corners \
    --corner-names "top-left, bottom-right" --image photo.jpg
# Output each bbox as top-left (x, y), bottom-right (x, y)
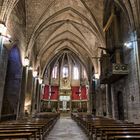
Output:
top-left (43, 85), bottom-right (49, 99)
top-left (71, 86), bottom-right (80, 100)
top-left (50, 86), bottom-right (59, 100)
top-left (81, 86), bottom-right (87, 99)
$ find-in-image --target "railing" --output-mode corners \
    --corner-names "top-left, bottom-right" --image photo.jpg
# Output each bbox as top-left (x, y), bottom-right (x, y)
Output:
top-left (100, 63), bottom-right (129, 83)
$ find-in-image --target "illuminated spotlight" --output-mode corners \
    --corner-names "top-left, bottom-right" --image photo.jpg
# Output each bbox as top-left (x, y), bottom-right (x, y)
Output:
top-left (23, 57), bottom-right (29, 67)
top-left (28, 66), bottom-right (33, 70)
top-left (39, 78), bottom-right (43, 84)
top-left (33, 70), bottom-right (38, 77)
top-left (126, 135), bottom-right (131, 138)
top-left (124, 42), bottom-right (132, 48)
top-left (95, 73), bottom-right (99, 79)
top-left (0, 23), bottom-right (7, 35)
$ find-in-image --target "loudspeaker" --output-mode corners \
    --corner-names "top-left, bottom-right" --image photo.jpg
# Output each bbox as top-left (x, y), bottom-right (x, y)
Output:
top-left (114, 64), bottom-right (120, 70)
top-left (112, 64), bottom-right (128, 74)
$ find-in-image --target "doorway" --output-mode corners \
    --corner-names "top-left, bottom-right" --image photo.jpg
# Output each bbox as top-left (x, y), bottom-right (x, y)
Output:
top-left (117, 91), bottom-right (124, 120)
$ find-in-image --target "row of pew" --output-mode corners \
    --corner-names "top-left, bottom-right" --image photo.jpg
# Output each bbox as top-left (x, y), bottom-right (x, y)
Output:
top-left (0, 112), bottom-right (60, 140)
top-left (71, 113), bottom-right (140, 140)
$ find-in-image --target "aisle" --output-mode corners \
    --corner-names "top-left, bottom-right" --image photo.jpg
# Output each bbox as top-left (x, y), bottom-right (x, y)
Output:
top-left (45, 117), bottom-right (88, 140)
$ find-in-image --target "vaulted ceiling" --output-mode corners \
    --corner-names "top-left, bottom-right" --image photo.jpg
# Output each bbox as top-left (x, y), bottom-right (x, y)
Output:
top-left (1, 0), bottom-right (140, 76)
top-left (25, 0), bottom-right (104, 76)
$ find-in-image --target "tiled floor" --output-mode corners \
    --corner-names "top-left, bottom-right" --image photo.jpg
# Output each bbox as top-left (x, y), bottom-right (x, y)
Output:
top-left (45, 117), bottom-right (88, 140)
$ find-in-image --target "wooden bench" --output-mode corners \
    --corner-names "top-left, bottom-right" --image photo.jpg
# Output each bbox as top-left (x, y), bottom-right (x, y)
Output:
top-left (0, 132), bottom-right (33, 140)
top-left (105, 131), bottom-right (140, 140)
top-left (113, 135), bottom-right (140, 140)
top-left (71, 113), bottom-right (140, 140)
top-left (0, 129), bottom-right (37, 139)
top-left (0, 113), bottom-right (59, 139)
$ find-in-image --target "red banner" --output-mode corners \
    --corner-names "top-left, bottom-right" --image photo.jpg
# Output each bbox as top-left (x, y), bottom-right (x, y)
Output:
top-left (71, 86), bottom-right (80, 100)
top-left (43, 85), bottom-right (49, 99)
top-left (50, 86), bottom-right (59, 100)
top-left (81, 86), bottom-right (87, 100)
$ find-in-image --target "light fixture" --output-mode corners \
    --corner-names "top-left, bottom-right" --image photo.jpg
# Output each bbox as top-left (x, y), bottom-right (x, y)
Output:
top-left (33, 70), bottom-right (38, 77)
top-left (124, 42), bottom-right (132, 48)
top-left (28, 66), bottom-right (33, 70)
top-left (0, 22), bottom-right (12, 44)
top-left (23, 57), bottom-right (29, 67)
top-left (94, 73), bottom-right (99, 79)
top-left (0, 23), bottom-right (7, 36)
top-left (39, 78), bottom-right (43, 84)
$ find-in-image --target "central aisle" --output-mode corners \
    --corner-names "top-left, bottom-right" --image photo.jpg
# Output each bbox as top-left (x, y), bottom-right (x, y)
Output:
top-left (45, 116), bottom-right (88, 140)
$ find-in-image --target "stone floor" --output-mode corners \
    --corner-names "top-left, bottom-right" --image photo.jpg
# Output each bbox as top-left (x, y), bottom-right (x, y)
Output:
top-left (45, 116), bottom-right (88, 140)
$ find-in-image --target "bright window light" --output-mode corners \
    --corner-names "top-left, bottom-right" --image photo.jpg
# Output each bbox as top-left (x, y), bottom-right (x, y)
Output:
top-left (73, 66), bottom-right (79, 80)
top-left (52, 66), bottom-right (58, 78)
top-left (63, 66), bottom-right (68, 78)
top-left (83, 69), bottom-right (87, 78)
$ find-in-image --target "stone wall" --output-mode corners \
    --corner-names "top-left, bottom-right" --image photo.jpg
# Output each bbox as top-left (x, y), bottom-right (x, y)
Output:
top-left (111, 14), bottom-right (140, 123)
top-left (0, 0), bottom-right (26, 118)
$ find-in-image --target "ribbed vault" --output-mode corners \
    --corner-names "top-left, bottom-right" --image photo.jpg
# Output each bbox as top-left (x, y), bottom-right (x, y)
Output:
top-left (24, 0), bottom-right (105, 76)
top-left (5, 0), bottom-right (140, 76)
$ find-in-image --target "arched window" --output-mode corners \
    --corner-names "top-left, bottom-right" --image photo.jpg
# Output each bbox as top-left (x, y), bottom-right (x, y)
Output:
top-left (52, 66), bottom-right (58, 78)
top-left (73, 66), bottom-right (79, 80)
top-left (83, 69), bottom-right (87, 79)
top-left (63, 66), bottom-right (68, 78)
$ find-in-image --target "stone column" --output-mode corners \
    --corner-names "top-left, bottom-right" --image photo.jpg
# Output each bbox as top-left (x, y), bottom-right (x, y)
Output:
top-left (88, 79), bottom-right (93, 113)
top-left (134, 32), bottom-right (140, 99)
top-left (70, 92), bottom-right (72, 112)
top-left (18, 66), bottom-right (28, 118)
top-left (114, 14), bottom-right (121, 64)
top-left (36, 82), bottom-right (41, 113)
top-left (86, 85), bottom-right (90, 113)
top-left (21, 69), bottom-right (33, 116)
top-left (0, 38), bottom-right (8, 119)
top-left (30, 77), bottom-right (37, 116)
top-left (106, 84), bottom-right (112, 117)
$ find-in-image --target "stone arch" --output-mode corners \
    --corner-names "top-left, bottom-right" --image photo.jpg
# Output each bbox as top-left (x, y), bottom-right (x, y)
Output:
top-left (41, 48), bottom-right (91, 78)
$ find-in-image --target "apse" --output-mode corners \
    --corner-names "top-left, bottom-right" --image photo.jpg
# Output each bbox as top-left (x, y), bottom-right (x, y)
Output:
top-left (41, 49), bottom-right (89, 113)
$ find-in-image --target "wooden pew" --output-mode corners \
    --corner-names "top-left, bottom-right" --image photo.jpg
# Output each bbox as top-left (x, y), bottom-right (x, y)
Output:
top-left (0, 132), bottom-right (33, 140)
top-left (71, 113), bottom-right (140, 140)
top-left (92, 124), bottom-right (139, 140)
top-left (0, 129), bottom-right (37, 139)
top-left (0, 126), bottom-right (42, 139)
top-left (113, 135), bottom-right (140, 139)
top-left (105, 131), bottom-right (140, 140)
top-left (0, 113), bottom-right (59, 139)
